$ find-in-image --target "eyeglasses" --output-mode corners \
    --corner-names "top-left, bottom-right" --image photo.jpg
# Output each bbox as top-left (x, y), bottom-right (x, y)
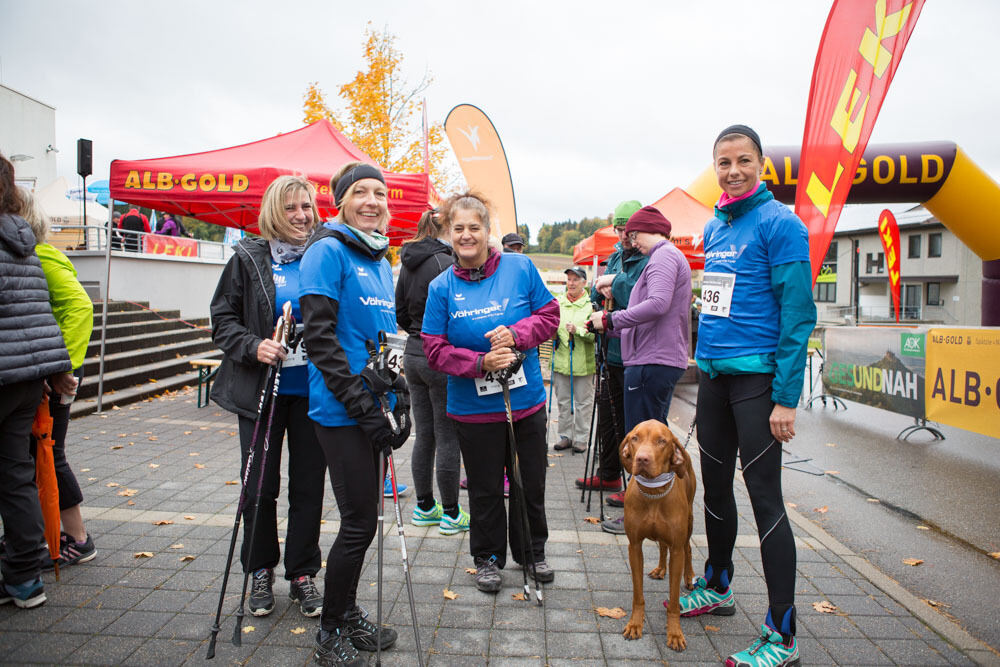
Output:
top-left (627, 231), bottom-right (638, 241)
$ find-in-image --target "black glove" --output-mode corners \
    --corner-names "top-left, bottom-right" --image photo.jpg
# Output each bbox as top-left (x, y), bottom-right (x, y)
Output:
top-left (388, 374), bottom-right (411, 450)
top-left (347, 393), bottom-right (395, 455)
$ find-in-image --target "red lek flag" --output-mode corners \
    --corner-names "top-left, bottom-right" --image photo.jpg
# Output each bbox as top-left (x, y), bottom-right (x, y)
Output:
top-left (795, 0), bottom-right (925, 281)
top-left (878, 209), bottom-right (902, 322)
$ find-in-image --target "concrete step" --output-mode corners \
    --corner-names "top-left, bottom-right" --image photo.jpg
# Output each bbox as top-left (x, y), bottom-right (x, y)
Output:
top-left (81, 338), bottom-right (219, 378)
top-left (85, 327), bottom-right (210, 356)
top-left (93, 309), bottom-right (182, 326)
top-left (88, 318), bottom-right (210, 342)
top-left (70, 370), bottom-right (205, 418)
top-left (77, 349), bottom-right (222, 399)
top-left (91, 300), bottom-right (150, 314)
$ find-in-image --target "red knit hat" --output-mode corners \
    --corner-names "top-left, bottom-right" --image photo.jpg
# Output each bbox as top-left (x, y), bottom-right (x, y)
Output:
top-left (624, 205), bottom-right (672, 237)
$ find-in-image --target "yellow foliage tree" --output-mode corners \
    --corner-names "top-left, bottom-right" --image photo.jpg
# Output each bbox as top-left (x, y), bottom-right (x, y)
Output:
top-left (302, 25), bottom-right (454, 190)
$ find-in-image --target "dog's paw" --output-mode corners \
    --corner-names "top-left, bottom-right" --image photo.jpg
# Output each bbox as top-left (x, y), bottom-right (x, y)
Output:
top-left (648, 566), bottom-right (666, 580)
top-left (666, 628), bottom-right (687, 651)
top-left (685, 577), bottom-right (696, 591)
top-left (622, 620), bottom-right (644, 640)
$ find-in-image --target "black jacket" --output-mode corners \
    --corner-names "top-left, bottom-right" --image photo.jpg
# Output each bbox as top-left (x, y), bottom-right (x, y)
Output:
top-left (0, 213), bottom-right (71, 386)
top-left (209, 237), bottom-right (275, 418)
top-left (395, 238), bottom-right (453, 355)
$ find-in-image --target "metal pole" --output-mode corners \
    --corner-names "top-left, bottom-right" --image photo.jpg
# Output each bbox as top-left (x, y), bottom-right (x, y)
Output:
top-left (95, 198), bottom-right (114, 413)
top-left (853, 238), bottom-right (860, 325)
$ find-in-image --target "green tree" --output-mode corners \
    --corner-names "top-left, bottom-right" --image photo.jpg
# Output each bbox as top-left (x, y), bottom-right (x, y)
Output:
top-left (517, 223), bottom-right (531, 249)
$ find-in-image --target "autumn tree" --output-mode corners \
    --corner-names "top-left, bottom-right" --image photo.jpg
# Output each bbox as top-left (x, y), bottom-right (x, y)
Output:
top-left (303, 25), bottom-right (455, 190)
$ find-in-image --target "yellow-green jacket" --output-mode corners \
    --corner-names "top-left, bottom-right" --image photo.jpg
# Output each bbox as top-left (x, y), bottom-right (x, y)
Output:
top-left (552, 292), bottom-right (595, 375)
top-left (36, 242), bottom-right (94, 369)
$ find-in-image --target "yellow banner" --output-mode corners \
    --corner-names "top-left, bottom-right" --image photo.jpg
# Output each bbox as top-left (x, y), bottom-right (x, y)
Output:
top-left (925, 328), bottom-right (1000, 437)
top-left (444, 104), bottom-right (518, 237)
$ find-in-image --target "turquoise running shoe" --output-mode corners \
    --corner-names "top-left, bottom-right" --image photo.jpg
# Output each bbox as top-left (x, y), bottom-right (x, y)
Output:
top-left (725, 624), bottom-right (799, 667)
top-left (677, 576), bottom-right (735, 616)
top-left (411, 501), bottom-right (443, 527)
top-left (439, 506), bottom-right (470, 535)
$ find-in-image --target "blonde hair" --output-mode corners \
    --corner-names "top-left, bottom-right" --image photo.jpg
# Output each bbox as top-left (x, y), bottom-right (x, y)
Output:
top-left (257, 175), bottom-right (317, 242)
top-left (18, 187), bottom-right (49, 244)
top-left (331, 161), bottom-right (390, 231)
top-left (405, 209), bottom-right (445, 244)
top-left (442, 191), bottom-right (491, 233)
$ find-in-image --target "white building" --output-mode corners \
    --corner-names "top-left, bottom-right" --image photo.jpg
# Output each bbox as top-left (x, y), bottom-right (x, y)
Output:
top-left (814, 208), bottom-right (983, 326)
top-left (0, 84), bottom-right (58, 189)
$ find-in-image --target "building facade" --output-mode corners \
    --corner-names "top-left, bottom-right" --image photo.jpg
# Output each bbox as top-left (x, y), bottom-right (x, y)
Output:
top-left (0, 84), bottom-right (57, 189)
top-left (814, 212), bottom-right (983, 326)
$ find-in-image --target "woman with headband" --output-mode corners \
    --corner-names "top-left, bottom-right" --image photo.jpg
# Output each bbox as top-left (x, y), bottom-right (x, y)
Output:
top-left (299, 162), bottom-right (407, 666)
top-left (679, 125), bottom-right (816, 667)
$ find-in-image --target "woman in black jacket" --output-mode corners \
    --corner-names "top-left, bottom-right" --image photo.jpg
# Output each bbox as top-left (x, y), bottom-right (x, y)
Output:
top-left (395, 209), bottom-right (467, 534)
top-left (210, 175), bottom-right (326, 619)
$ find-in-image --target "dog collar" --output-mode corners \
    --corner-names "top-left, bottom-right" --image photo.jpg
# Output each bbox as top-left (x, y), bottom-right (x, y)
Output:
top-left (634, 472), bottom-right (675, 499)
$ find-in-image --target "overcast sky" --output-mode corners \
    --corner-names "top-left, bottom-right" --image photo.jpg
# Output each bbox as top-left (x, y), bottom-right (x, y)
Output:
top-left (2, 0), bottom-right (997, 235)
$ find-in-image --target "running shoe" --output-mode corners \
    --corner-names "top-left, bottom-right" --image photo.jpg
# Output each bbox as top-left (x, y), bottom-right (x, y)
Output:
top-left (0, 576), bottom-right (46, 609)
top-left (314, 626), bottom-right (365, 666)
top-left (438, 506), bottom-right (470, 535)
top-left (575, 475), bottom-right (622, 491)
top-left (248, 568), bottom-right (275, 616)
top-left (678, 576), bottom-right (735, 617)
top-left (473, 555), bottom-right (502, 593)
top-left (601, 516), bottom-right (625, 535)
top-left (521, 559), bottom-right (555, 583)
top-left (572, 442), bottom-right (587, 454)
top-left (289, 575), bottom-right (323, 617)
top-left (553, 437), bottom-right (572, 451)
top-left (606, 491), bottom-right (625, 508)
top-left (411, 501), bottom-right (443, 527)
top-left (383, 475), bottom-right (408, 498)
top-left (725, 624), bottom-right (800, 667)
top-left (43, 532), bottom-right (96, 569)
top-left (342, 605), bottom-right (398, 651)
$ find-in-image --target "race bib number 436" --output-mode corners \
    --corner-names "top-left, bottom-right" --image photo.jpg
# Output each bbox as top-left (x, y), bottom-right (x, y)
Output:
top-left (701, 272), bottom-right (736, 318)
top-left (474, 366), bottom-right (527, 396)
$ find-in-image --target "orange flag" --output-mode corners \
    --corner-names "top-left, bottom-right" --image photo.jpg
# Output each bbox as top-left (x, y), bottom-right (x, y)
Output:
top-left (444, 104), bottom-right (518, 237)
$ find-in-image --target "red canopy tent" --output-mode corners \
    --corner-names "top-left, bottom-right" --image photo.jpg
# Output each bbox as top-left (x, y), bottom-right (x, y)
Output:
top-left (108, 119), bottom-right (437, 243)
top-left (572, 225), bottom-right (618, 265)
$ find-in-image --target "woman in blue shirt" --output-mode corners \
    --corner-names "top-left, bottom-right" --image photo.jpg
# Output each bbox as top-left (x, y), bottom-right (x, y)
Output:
top-left (210, 175), bottom-right (326, 620)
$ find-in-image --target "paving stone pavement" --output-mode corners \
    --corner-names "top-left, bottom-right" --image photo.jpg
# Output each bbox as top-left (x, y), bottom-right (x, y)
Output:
top-left (1, 386), bottom-right (996, 665)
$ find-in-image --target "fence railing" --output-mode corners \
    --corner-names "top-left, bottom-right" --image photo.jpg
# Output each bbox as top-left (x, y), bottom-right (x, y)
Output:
top-left (819, 303), bottom-right (958, 324)
top-left (48, 224), bottom-right (235, 261)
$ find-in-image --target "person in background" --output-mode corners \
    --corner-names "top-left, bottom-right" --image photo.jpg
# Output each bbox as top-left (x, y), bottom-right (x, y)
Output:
top-left (119, 207), bottom-right (149, 252)
top-left (109, 211), bottom-right (123, 250)
top-left (422, 192), bottom-right (559, 594)
top-left (20, 189), bottom-right (97, 567)
top-left (679, 124), bottom-right (816, 667)
top-left (501, 232), bottom-right (525, 253)
top-left (210, 175), bottom-right (327, 620)
top-left (299, 162), bottom-right (406, 666)
top-left (157, 212), bottom-right (181, 237)
top-left (576, 200), bottom-right (645, 535)
top-left (396, 208), bottom-right (469, 535)
top-left (0, 152), bottom-right (72, 609)
top-left (551, 267), bottom-right (595, 454)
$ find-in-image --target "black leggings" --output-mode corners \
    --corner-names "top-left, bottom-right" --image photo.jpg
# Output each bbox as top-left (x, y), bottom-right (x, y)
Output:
top-left (596, 363), bottom-right (625, 482)
top-left (696, 372), bottom-right (796, 636)
top-left (315, 424), bottom-right (380, 631)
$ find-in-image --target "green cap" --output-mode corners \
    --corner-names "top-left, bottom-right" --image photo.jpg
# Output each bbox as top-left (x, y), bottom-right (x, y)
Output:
top-left (612, 200), bottom-right (642, 227)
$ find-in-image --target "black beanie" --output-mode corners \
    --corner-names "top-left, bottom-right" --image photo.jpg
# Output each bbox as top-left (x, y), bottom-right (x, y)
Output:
top-left (714, 124), bottom-right (763, 157)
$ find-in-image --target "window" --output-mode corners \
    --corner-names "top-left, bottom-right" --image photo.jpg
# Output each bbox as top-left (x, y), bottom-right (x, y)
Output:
top-left (865, 252), bottom-right (885, 274)
top-left (928, 233), bottom-right (942, 257)
top-left (814, 282), bottom-right (836, 302)
top-left (927, 282), bottom-right (941, 306)
top-left (908, 235), bottom-right (921, 258)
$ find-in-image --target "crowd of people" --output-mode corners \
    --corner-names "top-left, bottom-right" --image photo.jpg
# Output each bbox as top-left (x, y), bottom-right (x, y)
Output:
top-left (1, 122), bottom-right (815, 667)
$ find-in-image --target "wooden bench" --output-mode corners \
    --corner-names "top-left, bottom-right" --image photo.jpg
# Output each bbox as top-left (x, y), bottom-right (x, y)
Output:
top-left (190, 359), bottom-right (221, 408)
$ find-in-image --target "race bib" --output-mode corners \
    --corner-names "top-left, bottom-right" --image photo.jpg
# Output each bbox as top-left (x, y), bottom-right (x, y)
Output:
top-left (284, 324), bottom-right (308, 367)
top-left (701, 272), bottom-right (736, 318)
top-left (474, 365), bottom-right (528, 396)
top-left (384, 333), bottom-right (406, 374)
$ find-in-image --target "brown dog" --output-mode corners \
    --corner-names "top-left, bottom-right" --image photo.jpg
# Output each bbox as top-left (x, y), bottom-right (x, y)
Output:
top-left (620, 419), bottom-right (696, 651)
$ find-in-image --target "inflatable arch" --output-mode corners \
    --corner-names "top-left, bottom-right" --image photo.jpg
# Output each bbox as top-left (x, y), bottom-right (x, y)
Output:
top-left (685, 142), bottom-right (1000, 263)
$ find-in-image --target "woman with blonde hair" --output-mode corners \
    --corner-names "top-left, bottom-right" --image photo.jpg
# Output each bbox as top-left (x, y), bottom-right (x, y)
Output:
top-left (210, 174), bottom-right (327, 619)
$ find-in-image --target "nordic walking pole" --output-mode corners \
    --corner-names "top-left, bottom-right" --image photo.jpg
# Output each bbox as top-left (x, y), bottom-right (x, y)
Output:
top-left (582, 374), bottom-right (600, 511)
top-left (206, 357), bottom-right (278, 659)
top-left (498, 349), bottom-right (542, 606)
top-left (376, 449), bottom-right (386, 667)
top-left (568, 337), bottom-right (575, 453)
top-left (232, 302), bottom-right (293, 647)
top-left (387, 453), bottom-right (425, 666)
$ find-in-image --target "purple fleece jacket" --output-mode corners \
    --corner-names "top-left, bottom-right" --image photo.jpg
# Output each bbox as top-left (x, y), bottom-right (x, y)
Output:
top-left (609, 239), bottom-right (691, 369)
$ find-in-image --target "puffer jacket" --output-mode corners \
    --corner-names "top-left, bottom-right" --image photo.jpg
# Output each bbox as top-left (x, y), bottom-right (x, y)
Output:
top-left (0, 213), bottom-right (72, 385)
top-left (395, 237), bottom-right (453, 355)
top-left (209, 237), bottom-right (274, 418)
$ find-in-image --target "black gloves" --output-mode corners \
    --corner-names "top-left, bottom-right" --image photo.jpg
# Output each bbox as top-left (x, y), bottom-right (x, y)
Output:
top-left (348, 393), bottom-right (396, 455)
top-left (347, 370), bottom-right (411, 456)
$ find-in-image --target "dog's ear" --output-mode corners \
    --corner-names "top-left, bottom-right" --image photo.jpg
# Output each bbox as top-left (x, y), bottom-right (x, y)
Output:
top-left (668, 434), bottom-right (687, 479)
top-left (619, 434), bottom-right (634, 475)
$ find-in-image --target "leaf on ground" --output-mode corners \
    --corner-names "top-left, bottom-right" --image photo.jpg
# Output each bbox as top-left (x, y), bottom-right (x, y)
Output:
top-left (814, 506), bottom-right (828, 514)
top-left (169, 544), bottom-right (184, 549)
top-left (319, 519), bottom-right (326, 524)
top-left (594, 606), bottom-right (626, 619)
top-left (867, 498), bottom-right (879, 503)
top-left (179, 555), bottom-right (196, 562)
top-left (584, 517), bottom-right (600, 524)
top-left (990, 552), bottom-right (1000, 560)
top-left (242, 625), bottom-right (254, 634)
top-left (83, 436), bottom-right (90, 439)
top-left (148, 436), bottom-right (158, 441)
top-left (199, 426), bottom-right (208, 430)
top-left (552, 453), bottom-right (563, 457)
top-left (824, 442), bottom-right (837, 447)
top-left (825, 470), bottom-right (839, 475)
top-left (183, 431), bottom-right (192, 435)
top-left (786, 502), bottom-right (797, 508)
top-left (705, 625), bottom-right (720, 632)
top-left (118, 488), bottom-right (138, 497)
top-left (916, 525), bottom-right (929, 531)
top-left (111, 445), bottom-right (123, 450)
top-left (134, 552), bottom-right (154, 559)
top-left (127, 500), bottom-right (135, 506)
top-left (88, 477), bottom-right (97, 481)
top-left (443, 589), bottom-right (458, 600)
top-left (189, 452), bottom-right (200, 456)
top-left (225, 480), bottom-right (239, 485)
top-left (465, 567), bottom-right (477, 574)
top-left (106, 482), bottom-right (120, 487)
top-left (149, 464), bottom-right (159, 469)
top-left (903, 558), bottom-right (924, 566)
top-left (152, 520), bottom-right (174, 526)
top-left (184, 515), bottom-right (195, 520)
top-left (548, 463), bottom-right (556, 467)
top-left (81, 468), bottom-right (91, 472)
top-left (511, 592), bottom-right (526, 601)
top-left (924, 599), bottom-right (951, 609)
top-left (148, 378), bottom-right (157, 383)
top-left (812, 601), bottom-right (838, 613)
top-left (290, 627), bottom-right (307, 635)
top-left (194, 463), bottom-right (206, 469)
top-left (227, 431), bottom-right (237, 437)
